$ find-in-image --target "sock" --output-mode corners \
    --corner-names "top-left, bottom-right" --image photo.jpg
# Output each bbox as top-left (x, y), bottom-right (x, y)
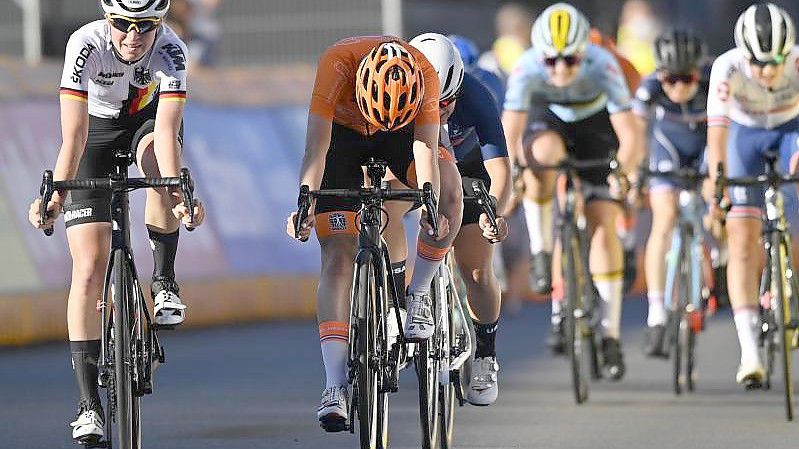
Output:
top-left (647, 292), bottom-right (667, 327)
top-left (734, 307), bottom-right (759, 366)
top-left (70, 340), bottom-right (101, 408)
top-left (594, 272), bottom-right (623, 340)
top-left (408, 239), bottom-right (448, 294)
top-left (391, 260), bottom-right (407, 308)
top-left (522, 197), bottom-right (553, 255)
top-left (474, 320), bottom-right (499, 358)
top-left (148, 228), bottom-right (179, 292)
top-left (319, 322), bottom-right (349, 389)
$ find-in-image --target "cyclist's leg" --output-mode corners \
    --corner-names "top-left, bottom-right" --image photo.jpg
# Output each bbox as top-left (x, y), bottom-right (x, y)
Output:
top-left (643, 131), bottom-right (681, 354)
top-left (62, 116), bottom-right (118, 440)
top-left (133, 118), bottom-right (186, 325)
top-left (519, 110), bottom-right (568, 294)
top-left (312, 124), bottom-right (367, 429)
top-left (726, 122), bottom-right (768, 383)
top-left (380, 175), bottom-right (413, 303)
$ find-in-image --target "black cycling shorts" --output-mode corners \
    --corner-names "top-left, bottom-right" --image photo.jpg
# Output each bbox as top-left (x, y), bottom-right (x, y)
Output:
top-left (314, 123), bottom-right (415, 238)
top-left (63, 101), bottom-right (184, 228)
top-left (523, 107), bottom-right (619, 203)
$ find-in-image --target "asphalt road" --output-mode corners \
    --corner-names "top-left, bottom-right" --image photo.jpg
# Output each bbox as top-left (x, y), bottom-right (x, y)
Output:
top-left (2, 299), bottom-right (798, 449)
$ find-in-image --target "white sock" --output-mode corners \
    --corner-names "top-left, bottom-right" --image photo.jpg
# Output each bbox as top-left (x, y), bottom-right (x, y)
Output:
top-left (647, 292), bottom-right (667, 327)
top-left (522, 197), bottom-right (553, 255)
top-left (733, 308), bottom-right (760, 366)
top-left (408, 240), bottom-right (447, 294)
top-left (551, 298), bottom-right (562, 325)
top-left (594, 274), bottom-right (623, 340)
top-left (319, 322), bottom-right (349, 388)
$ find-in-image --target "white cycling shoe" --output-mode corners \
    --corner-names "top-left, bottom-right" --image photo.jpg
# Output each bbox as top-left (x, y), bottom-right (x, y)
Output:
top-left (468, 356), bottom-right (500, 406)
top-left (153, 288), bottom-right (186, 326)
top-left (317, 386), bottom-right (348, 433)
top-left (71, 409), bottom-right (104, 444)
top-left (404, 292), bottom-right (434, 341)
top-left (736, 360), bottom-right (765, 389)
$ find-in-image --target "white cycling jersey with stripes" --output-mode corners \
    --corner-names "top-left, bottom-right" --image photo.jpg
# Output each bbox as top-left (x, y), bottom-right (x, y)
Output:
top-left (59, 20), bottom-right (188, 119)
top-left (707, 47), bottom-right (799, 129)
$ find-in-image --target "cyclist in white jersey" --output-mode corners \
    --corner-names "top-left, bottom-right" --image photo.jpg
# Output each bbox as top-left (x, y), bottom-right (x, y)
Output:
top-left (27, 0), bottom-right (205, 443)
top-left (502, 3), bottom-right (643, 380)
top-left (706, 2), bottom-right (799, 388)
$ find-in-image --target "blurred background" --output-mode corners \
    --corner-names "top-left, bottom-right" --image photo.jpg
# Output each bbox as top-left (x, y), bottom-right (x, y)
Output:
top-left (2, 0), bottom-right (799, 345)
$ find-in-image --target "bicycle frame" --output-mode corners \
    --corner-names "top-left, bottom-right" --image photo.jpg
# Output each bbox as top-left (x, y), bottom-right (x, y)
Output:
top-left (663, 189), bottom-right (705, 316)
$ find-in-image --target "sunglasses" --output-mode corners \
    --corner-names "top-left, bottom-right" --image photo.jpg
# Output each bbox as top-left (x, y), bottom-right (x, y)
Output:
top-left (543, 55), bottom-right (582, 67)
top-left (108, 14), bottom-right (161, 34)
top-left (662, 72), bottom-right (699, 85)
top-left (750, 55), bottom-right (786, 67)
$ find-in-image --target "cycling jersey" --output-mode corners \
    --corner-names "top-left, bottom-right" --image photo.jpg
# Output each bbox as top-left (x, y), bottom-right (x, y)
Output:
top-left (707, 47), bottom-right (799, 129)
top-left (448, 71), bottom-right (508, 165)
top-left (467, 66), bottom-right (505, 110)
top-left (59, 20), bottom-right (188, 119)
top-left (634, 67), bottom-right (710, 189)
top-left (503, 44), bottom-right (633, 122)
top-left (309, 36), bottom-right (440, 136)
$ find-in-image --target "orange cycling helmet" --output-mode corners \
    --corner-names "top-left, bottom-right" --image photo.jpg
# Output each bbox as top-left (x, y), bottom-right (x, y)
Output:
top-left (356, 41), bottom-right (424, 131)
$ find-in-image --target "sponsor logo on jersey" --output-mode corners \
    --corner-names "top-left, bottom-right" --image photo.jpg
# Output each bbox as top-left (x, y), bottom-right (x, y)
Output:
top-left (328, 213), bottom-right (348, 232)
top-left (97, 71), bottom-right (124, 79)
top-left (70, 43), bottom-right (96, 84)
top-left (64, 207), bottom-right (93, 222)
top-left (161, 43), bottom-right (186, 71)
top-left (168, 79), bottom-right (181, 89)
top-left (134, 66), bottom-right (152, 85)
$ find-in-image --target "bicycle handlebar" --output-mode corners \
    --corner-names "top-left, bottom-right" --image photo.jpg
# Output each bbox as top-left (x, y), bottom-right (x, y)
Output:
top-left (38, 168), bottom-right (197, 236)
top-left (640, 167), bottom-right (707, 183)
top-left (463, 179), bottom-right (499, 244)
top-left (294, 183), bottom-right (439, 242)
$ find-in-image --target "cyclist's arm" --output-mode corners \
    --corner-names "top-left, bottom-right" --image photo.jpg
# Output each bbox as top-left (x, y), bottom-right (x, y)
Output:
top-left (413, 123), bottom-right (441, 199)
top-left (501, 110), bottom-right (528, 168)
top-left (609, 110), bottom-right (643, 176)
top-left (51, 97), bottom-right (89, 206)
top-left (299, 113), bottom-right (333, 190)
top-left (154, 100), bottom-right (184, 190)
top-left (707, 126), bottom-right (729, 183)
top-left (483, 157), bottom-right (511, 212)
top-left (706, 53), bottom-right (733, 183)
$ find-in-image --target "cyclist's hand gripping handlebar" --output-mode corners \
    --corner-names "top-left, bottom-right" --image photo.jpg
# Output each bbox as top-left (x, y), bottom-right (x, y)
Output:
top-left (295, 185), bottom-right (312, 242)
top-left (39, 170), bottom-right (55, 236)
top-left (471, 179), bottom-right (500, 243)
top-left (179, 168), bottom-right (196, 231)
top-left (421, 182), bottom-right (440, 238)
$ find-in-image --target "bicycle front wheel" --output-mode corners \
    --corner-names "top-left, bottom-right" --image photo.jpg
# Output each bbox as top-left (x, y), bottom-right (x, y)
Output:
top-left (353, 258), bottom-right (381, 449)
top-left (770, 234), bottom-right (795, 421)
top-left (417, 280), bottom-right (441, 449)
top-left (439, 283), bottom-right (457, 449)
top-left (111, 249), bottom-right (141, 449)
top-left (563, 226), bottom-right (589, 404)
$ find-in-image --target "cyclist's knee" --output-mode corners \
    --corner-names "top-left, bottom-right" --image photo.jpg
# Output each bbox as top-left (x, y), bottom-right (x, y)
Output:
top-left (439, 162), bottom-right (464, 218)
top-left (527, 131), bottom-right (565, 167)
top-left (71, 253), bottom-right (107, 296)
top-left (320, 236), bottom-right (357, 276)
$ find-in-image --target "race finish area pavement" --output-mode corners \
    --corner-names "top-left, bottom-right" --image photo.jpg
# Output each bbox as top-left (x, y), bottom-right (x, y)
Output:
top-left (2, 299), bottom-right (797, 449)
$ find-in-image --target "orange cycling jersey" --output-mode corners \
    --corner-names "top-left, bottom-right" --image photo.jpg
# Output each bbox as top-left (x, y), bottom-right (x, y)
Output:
top-left (590, 29), bottom-right (641, 92)
top-left (309, 36), bottom-right (440, 136)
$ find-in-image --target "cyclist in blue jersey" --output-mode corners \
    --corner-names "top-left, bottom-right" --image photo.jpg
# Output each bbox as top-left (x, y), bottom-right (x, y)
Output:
top-left (449, 34), bottom-right (506, 110)
top-left (395, 33), bottom-right (511, 406)
top-left (502, 3), bottom-right (643, 380)
top-left (633, 29), bottom-right (710, 357)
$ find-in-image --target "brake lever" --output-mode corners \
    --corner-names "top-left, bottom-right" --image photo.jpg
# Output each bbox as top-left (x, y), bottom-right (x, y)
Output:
top-left (180, 168), bottom-right (195, 232)
top-left (472, 180), bottom-right (499, 243)
top-left (295, 185), bottom-right (311, 242)
top-left (422, 182), bottom-right (439, 239)
top-left (39, 170), bottom-right (55, 236)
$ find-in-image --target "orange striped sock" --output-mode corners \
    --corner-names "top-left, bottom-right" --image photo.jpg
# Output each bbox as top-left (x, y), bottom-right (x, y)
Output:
top-left (319, 321), bottom-right (349, 388)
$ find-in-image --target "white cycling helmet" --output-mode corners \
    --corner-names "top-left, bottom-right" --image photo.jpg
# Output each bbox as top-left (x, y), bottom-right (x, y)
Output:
top-left (734, 2), bottom-right (795, 63)
top-left (100, 0), bottom-right (171, 18)
top-left (531, 2), bottom-right (590, 57)
top-left (409, 33), bottom-right (465, 101)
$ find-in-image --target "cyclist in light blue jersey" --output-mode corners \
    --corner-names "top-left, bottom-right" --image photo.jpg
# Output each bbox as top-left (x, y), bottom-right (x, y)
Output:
top-left (502, 3), bottom-right (643, 380)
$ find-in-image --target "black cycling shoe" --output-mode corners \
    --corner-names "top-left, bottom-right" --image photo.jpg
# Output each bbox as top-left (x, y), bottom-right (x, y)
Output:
top-left (622, 249), bottom-right (637, 294)
top-left (602, 338), bottom-right (626, 381)
top-left (547, 321), bottom-right (565, 355)
top-left (644, 325), bottom-right (669, 358)
top-left (530, 252), bottom-right (552, 295)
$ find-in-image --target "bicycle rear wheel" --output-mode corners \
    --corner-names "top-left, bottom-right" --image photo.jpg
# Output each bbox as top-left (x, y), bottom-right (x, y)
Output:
top-left (563, 226), bottom-right (589, 404)
top-left (770, 234), bottom-right (794, 421)
top-left (111, 249), bottom-right (141, 449)
top-left (439, 285), bottom-right (457, 449)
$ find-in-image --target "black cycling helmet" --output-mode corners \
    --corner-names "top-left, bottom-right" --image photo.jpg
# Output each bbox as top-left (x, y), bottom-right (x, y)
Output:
top-left (653, 28), bottom-right (706, 73)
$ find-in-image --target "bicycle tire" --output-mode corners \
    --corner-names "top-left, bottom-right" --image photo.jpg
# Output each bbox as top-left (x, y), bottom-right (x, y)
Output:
top-left (111, 249), bottom-right (141, 449)
top-left (770, 234), bottom-right (794, 421)
top-left (417, 277), bottom-right (441, 449)
top-left (759, 266), bottom-right (774, 391)
top-left (563, 225), bottom-right (589, 404)
top-left (671, 309), bottom-right (683, 396)
top-left (354, 258), bottom-right (380, 449)
top-left (439, 283), bottom-right (457, 449)
top-left (685, 321), bottom-right (696, 392)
